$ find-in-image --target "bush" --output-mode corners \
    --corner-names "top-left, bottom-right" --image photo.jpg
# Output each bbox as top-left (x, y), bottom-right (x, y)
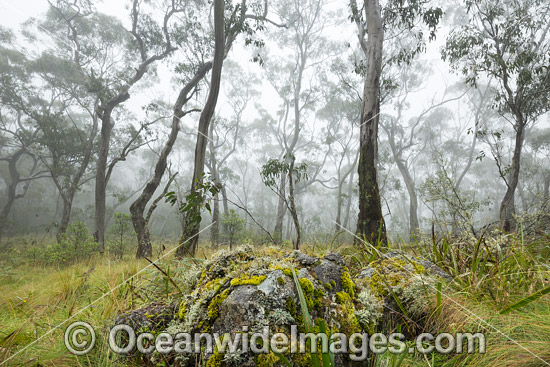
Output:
top-left (43, 221), bottom-right (98, 265)
top-left (221, 209), bottom-right (246, 249)
top-left (107, 213), bottom-right (135, 259)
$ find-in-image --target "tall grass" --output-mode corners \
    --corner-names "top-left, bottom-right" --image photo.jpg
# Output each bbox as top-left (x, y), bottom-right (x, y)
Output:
top-left (0, 244), bottom-right (185, 366)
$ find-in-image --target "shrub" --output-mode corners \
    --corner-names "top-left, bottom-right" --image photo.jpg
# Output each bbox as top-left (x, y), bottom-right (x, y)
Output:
top-left (43, 221), bottom-right (98, 265)
top-left (107, 213), bottom-right (135, 259)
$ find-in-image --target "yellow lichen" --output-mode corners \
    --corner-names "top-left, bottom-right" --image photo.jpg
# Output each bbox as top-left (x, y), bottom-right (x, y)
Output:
top-left (177, 300), bottom-right (187, 319)
top-left (230, 274), bottom-right (267, 287)
top-left (335, 291), bottom-right (352, 305)
top-left (341, 268), bottom-right (356, 298)
top-left (206, 348), bottom-right (223, 367)
top-left (255, 352), bottom-right (280, 367)
top-left (208, 289), bottom-right (230, 319)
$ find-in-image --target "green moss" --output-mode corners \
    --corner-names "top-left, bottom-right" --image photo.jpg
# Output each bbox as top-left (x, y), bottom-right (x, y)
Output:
top-left (323, 282), bottom-right (332, 291)
top-left (208, 289), bottom-right (230, 319)
top-left (177, 300), bottom-right (187, 319)
top-left (313, 288), bottom-right (325, 299)
top-left (333, 292), bottom-right (361, 336)
top-left (206, 348), bottom-right (223, 367)
top-left (286, 297), bottom-right (297, 317)
top-left (286, 297), bottom-right (303, 326)
top-left (277, 277), bottom-right (286, 285)
top-left (330, 280), bottom-right (336, 287)
top-left (255, 352), bottom-right (280, 367)
top-left (335, 291), bottom-right (352, 305)
top-left (230, 274), bottom-right (267, 287)
top-left (271, 264), bottom-right (299, 277)
top-left (341, 268), bottom-right (356, 298)
top-left (364, 257), bottom-right (426, 297)
top-left (298, 278), bottom-right (314, 294)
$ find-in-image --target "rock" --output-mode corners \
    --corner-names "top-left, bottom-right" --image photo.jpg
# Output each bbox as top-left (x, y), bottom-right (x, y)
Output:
top-left (355, 251), bottom-right (451, 337)
top-left (119, 245), bottom-right (368, 366)
top-left (114, 246), bottom-right (450, 366)
top-left (114, 302), bottom-right (175, 331)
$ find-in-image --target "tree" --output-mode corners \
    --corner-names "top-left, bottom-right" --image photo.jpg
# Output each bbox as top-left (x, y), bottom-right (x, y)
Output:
top-left (43, 0), bottom-right (185, 252)
top-left (443, 0), bottom-right (550, 231)
top-left (380, 65), bottom-right (467, 239)
top-left (221, 209), bottom-right (246, 250)
top-left (0, 30), bottom-right (49, 243)
top-left (349, 0), bottom-right (442, 245)
top-left (316, 74), bottom-right (360, 233)
top-left (261, 154), bottom-right (308, 249)
top-left (206, 62), bottom-right (258, 244)
top-left (178, 0), bottom-right (273, 257)
top-left (262, 0), bottom-right (330, 241)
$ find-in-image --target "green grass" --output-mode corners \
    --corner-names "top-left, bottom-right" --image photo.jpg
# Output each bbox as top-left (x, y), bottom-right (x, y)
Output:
top-left (0, 244), bottom-right (186, 366)
top-left (0, 232), bottom-right (549, 367)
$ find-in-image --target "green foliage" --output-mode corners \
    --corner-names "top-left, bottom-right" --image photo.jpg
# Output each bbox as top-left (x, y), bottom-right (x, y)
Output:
top-left (421, 165), bottom-right (489, 234)
top-left (107, 213), bottom-right (135, 260)
top-left (442, 0), bottom-right (550, 119)
top-left (260, 153), bottom-right (308, 188)
top-left (43, 221), bottom-right (98, 265)
top-left (500, 284), bottom-right (550, 315)
top-left (221, 209), bottom-right (246, 248)
top-left (165, 173), bottom-right (220, 228)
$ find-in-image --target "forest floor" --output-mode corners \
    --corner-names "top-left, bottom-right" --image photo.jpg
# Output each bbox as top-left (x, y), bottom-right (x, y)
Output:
top-left (0, 234), bottom-right (549, 367)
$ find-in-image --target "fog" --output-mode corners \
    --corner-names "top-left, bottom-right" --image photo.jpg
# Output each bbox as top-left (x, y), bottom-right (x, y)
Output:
top-left (1, 0), bottom-right (549, 253)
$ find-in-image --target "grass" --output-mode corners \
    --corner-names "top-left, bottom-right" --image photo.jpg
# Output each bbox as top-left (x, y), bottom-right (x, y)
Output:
top-left (0, 244), bottom-right (186, 366)
top-left (0, 232), bottom-right (549, 367)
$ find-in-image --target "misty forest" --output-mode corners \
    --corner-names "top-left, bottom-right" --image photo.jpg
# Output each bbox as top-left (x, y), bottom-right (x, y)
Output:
top-left (0, 0), bottom-right (549, 366)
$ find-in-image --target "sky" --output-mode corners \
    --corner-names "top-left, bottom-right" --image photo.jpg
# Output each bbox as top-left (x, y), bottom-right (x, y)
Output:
top-left (0, 0), bottom-right (459, 126)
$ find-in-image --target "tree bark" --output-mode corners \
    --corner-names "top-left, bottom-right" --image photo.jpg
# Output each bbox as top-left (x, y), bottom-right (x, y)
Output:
top-left (58, 194), bottom-right (74, 241)
top-left (543, 175), bottom-right (549, 201)
top-left (288, 159), bottom-right (300, 249)
top-left (94, 106), bottom-right (117, 253)
top-left (355, 0), bottom-right (387, 246)
top-left (343, 168), bottom-right (355, 230)
top-left (178, 0), bottom-right (225, 257)
top-left (130, 62), bottom-right (213, 258)
top-left (273, 174), bottom-right (286, 242)
top-left (499, 115), bottom-right (525, 231)
top-left (208, 123), bottom-right (220, 244)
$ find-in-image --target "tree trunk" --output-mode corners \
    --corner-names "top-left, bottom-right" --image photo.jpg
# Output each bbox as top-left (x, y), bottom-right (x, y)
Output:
top-left (211, 191), bottom-right (220, 245)
top-left (343, 168), bottom-right (355, 230)
top-left (0, 150), bottom-right (24, 243)
top-left (499, 116), bottom-right (525, 231)
top-left (178, 0), bottom-right (225, 257)
top-left (396, 159), bottom-right (419, 240)
top-left (130, 62), bottom-right (213, 258)
top-left (355, 0), bottom-right (387, 246)
top-left (335, 183), bottom-right (343, 232)
top-left (209, 124), bottom-right (220, 245)
top-left (57, 194), bottom-right (74, 242)
top-left (273, 174), bottom-right (286, 242)
top-left (94, 107), bottom-right (115, 253)
top-left (543, 175), bottom-right (549, 201)
top-left (288, 160), bottom-right (300, 249)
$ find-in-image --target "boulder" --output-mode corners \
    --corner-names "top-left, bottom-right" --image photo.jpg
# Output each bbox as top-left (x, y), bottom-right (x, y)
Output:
top-left (115, 245), bottom-right (449, 366)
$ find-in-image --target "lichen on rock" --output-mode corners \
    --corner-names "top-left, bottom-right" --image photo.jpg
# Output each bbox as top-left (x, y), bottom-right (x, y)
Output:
top-left (114, 246), bottom-right (450, 366)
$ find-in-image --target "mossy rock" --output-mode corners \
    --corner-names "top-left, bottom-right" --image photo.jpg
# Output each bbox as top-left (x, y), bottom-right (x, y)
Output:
top-left (355, 251), bottom-right (450, 336)
top-left (121, 245), bottom-right (372, 366)
top-left (114, 247), bottom-right (449, 366)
